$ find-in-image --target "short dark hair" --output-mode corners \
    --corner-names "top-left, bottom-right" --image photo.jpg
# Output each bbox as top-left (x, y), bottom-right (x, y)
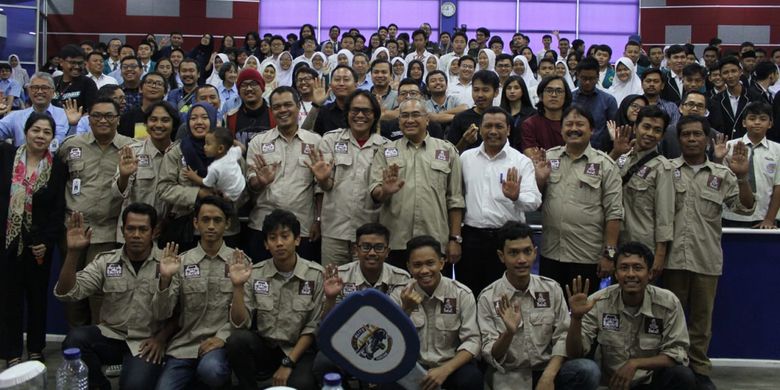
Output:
top-left (96, 84), bottom-right (121, 100)
top-left (86, 51), bottom-right (105, 62)
top-left (23, 112), bottom-right (55, 135)
top-left (542, 34), bottom-right (552, 40)
top-left (488, 36), bottom-right (504, 47)
top-left (398, 77), bottom-right (421, 91)
top-left (754, 61), bottom-right (779, 81)
top-left (681, 90), bottom-right (707, 105)
top-left (740, 41), bottom-right (755, 49)
top-left (344, 89), bottom-right (381, 132)
top-left (425, 70), bottom-right (447, 85)
top-left (405, 235), bottom-right (442, 261)
top-left (625, 40), bottom-right (641, 50)
top-left (744, 101), bottom-right (773, 118)
top-left (640, 67), bottom-right (666, 83)
top-left (676, 115), bottom-right (711, 139)
top-left (218, 61), bottom-right (238, 81)
top-left (476, 27), bottom-right (491, 37)
top-left (270, 35), bottom-right (285, 45)
top-left (142, 71), bottom-right (169, 93)
top-left (616, 241), bottom-right (654, 268)
top-left (709, 37), bottom-right (722, 46)
top-left (330, 64), bottom-right (357, 82)
top-left (144, 101), bottom-right (180, 132)
top-left (718, 55), bottom-right (741, 71)
top-left (536, 76), bottom-right (572, 114)
top-left (595, 44), bottom-right (612, 57)
top-left (741, 50), bottom-right (756, 59)
top-left (496, 221), bottom-right (534, 250)
top-left (60, 44), bottom-right (85, 59)
top-left (121, 202), bottom-right (158, 231)
top-left (457, 55), bottom-right (476, 68)
top-left (472, 69), bottom-right (499, 90)
top-left (562, 104), bottom-right (595, 129)
top-left (195, 84), bottom-right (219, 100)
top-left (90, 97), bottom-right (120, 115)
top-left (682, 63), bottom-right (706, 79)
top-left (703, 46), bottom-right (719, 55)
top-left (412, 29), bottom-right (426, 40)
top-left (575, 56), bottom-right (600, 73)
top-left (538, 58), bottom-right (555, 68)
top-left (452, 32), bottom-right (468, 42)
top-left (635, 105), bottom-right (670, 131)
top-left (496, 53), bottom-right (513, 65)
top-left (269, 85), bottom-right (301, 107)
top-left (666, 44), bottom-right (686, 58)
top-left (481, 106), bottom-right (513, 129)
top-left (370, 58), bottom-right (391, 73)
top-left (355, 223), bottom-right (390, 243)
top-left (194, 195), bottom-right (234, 220)
top-left (262, 209), bottom-right (301, 237)
top-left (121, 55), bottom-right (142, 68)
top-left (207, 127), bottom-right (234, 150)
top-left (559, 37), bottom-right (570, 44)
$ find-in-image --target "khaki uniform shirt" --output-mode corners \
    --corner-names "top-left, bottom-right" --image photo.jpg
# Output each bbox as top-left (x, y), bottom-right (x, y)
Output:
top-left (153, 243), bottom-right (248, 359)
top-left (541, 145), bottom-right (623, 264)
top-left (335, 261), bottom-right (411, 303)
top-left (233, 257), bottom-right (324, 355)
top-left (156, 144), bottom-right (243, 236)
top-left (112, 138), bottom-right (168, 242)
top-left (616, 149), bottom-right (675, 250)
top-left (667, 158), bottom-right (754, 275)
top-left (390, 277), bottom-right (480, 368)
top-left (369, 135), bottom-right (465, 250)
top-left (54, 248), bottom-right (163, 353)
top-left (477, 274), bottom-right (569, 389)
top-left (59, 132), bottom-right (134, 243)
top-left (319, 129), bottom-right (386, 241)
top-left (580, 285), bottom-right (690, 386)
top-left (246, 128), bottom-right (322, 237)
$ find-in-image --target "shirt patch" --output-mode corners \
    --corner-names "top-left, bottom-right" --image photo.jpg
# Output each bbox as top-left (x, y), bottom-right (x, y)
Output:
top-left (645, 317), bottom-right (664, 335)
top-left (435, 149), bottom-right (450, 161)
top-left (184, 264), bottom-right (201, 279)
top-left (342, 283), bottom-right (357, 295)
top-left (602, 313), bottom-right (620, 331)
top-left (68, 147), bottom-right (82, 160)
top-left (253, 280), bottom-right (269, 295)
top-left (550, 159), bottom-right (561, 171)
top-left (637, 165), bottom-right (651, 179)
top-left (137, 154), bottom-right (150, 167)
top-left (261, 143), bottom-right (276, 153)
top-left (707, 175), bottom-right (722, 191)
top-left (441, 298), bottom-right (457, 314)
top-left (533, 292), bottom-right (550, 308)
top-left (301, 143), bottom-right (314, 155)
top-left (105, 263), bottom-right (122, 278)
top-left (299, 280), bottom-right (314, 295)
top-left (224, 263), bottom-right (230, 278)
top-left (493, 300), bottom-right (502, 315)
top-left (334, 141), bottom-right (349, 154)
top-left (674, 168), bottom-right (681, 179)
top-left (766, 162), bottom-right (776, 175)
top-left (585, 163), bottom-right (601, 176)
top-left (384, 147), bottom-right (399, 158)
top-left (617, 155), bottom-right (628, 168)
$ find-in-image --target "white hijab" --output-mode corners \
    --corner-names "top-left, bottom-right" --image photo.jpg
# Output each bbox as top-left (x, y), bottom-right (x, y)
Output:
top-left (513, 55), bottom-right (538, 90)
top-left (555, 58), bottom-right (576, 91)
top-left (478, 48), bottom-right (496, 72)
top-left (310, 52), bottom-right (328, 76)
top-left (608, 57), bottom-right (644, 106)
top-left (423, 56), bottom-right (439, 80)
top-left (261, 62), bottom-right (278, 99)
top-left (370, 47), bottom-right (390, 64)
top-left (391, 57), bottom-right (407, 82)
top-left (244, 55), bottom-right (261, 70)
top-left (207, 53), bottom-right (229, 87)
top-left (444, 56), bottom-right (459, 83)
top-left (328, 49), bottom-right (354, 70)
top-left (276, 51), bottom-right (295, 87)
top-left (8, 54), bottom-right (29, 87)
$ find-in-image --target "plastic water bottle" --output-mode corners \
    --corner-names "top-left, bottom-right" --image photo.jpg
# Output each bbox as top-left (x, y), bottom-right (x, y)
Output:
top-left (56, 348), bottom-right (88, 390)
top-left (322, 372), bottom-right (345, 390)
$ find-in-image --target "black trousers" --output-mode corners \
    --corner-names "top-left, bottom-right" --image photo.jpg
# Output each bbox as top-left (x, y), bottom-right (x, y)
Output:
top-left (0, 249), bottom-right (52, 359)
top-left (539, 256), bottom-right (600, 297)
top-left (635, 365), bottom-right (696, 390)
top-left (455, 225), bottom-right (505, 297)
top-left (225, 329), bottom-right (316, 390)
top-left (246, 228), bottom-right (321, 264)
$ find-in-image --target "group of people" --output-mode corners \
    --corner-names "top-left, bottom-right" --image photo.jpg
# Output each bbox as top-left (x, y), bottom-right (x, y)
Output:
top-left (0, 21), bottom-right (776, 390)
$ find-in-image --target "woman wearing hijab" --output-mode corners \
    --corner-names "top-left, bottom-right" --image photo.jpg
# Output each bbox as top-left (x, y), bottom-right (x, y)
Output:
top-left (444, 56), bottom-right (460, 84)
top-left (370, 47), bottom-right (390, 64)
top-left (8, 55), bottom-right (29, 102)
top-left (607, 57), bottom-right (644, 106)
top-left (244, 55), bottom-right (261, 71)
top-left (206, 53), bottom-right (229, 88)
top-left (0, 113), bottom-right (66, 367)
top-left (261, 62), bottom-right (278, 101)
top-left (477, 48), bottom-right (496, 72)
top-left (328, 49), bottom-right (354, 71)
top-left (555, 58), bottom-right (576, 91)
top-left (390, 57), bottom-right (407, 90)
top-left (188, 34), bottom-right (215, 76)
top-left (513, 55), bottom-right (539, 105)
top-left (519, 46), bottom-right (538, 75)
top-left (275, 51), bottom-right (295, 87)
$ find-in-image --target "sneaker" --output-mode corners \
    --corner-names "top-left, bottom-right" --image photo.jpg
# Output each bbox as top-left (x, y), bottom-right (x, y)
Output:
top-left (105, 364), bottom-right (122, 378)
top-left (695, 373), bottom-right (717, 390)
top-left (28, 352), bottom-right (44, 363)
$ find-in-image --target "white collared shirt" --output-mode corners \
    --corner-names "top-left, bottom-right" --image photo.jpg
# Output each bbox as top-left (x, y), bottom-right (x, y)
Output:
top-left (672, 71), bottom-right (684, 94)
top-left (87, 73), bottom-right (118, 89)
top-left (461, 142), bottom-right (542, 227)
top-left (727, 89), bottom-right (740, 115)
top-left (723, 135), bottom-right (780, 222)
top-left (446, 79), bottom-right (473, 107)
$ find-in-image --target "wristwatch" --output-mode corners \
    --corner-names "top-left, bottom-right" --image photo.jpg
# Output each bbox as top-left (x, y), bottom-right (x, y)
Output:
top-left (449, 235), bottom-right (463, 244)
top-left (603, 246), bottom-right (617, 261)
top-left (281, 356), bottom-right (295, 368)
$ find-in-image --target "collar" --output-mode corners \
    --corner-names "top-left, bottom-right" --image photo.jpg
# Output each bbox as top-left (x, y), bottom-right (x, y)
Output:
top-left (190, 241), bottom-right (234, 264)
top-left (740, 134), bottom-right (767, 149)
top-left (263, 255), bottom-right (309, 280)
top-left (632, 147), bottom-right (658, 160)
top-left (338, 128), bottom-right (384, 148)
top-left (673, 156), bottom-right (715, 171)
top-left (416, 275), bottom-right (450, 303)
top-left (456, 79), bottom-right (472, 87)
top-left (83, 131), bottom-right (124, 148)
top-left (402, 133), bottom-right (430, 148)
top-left (612, 287), bottom-right (655, 318)
top-left (141, 137), bottom-right (166, 157)
top-left (268, 127), bottom-right (302, 143)
top-left (478, 140), bottom-right (510, 160)
top-left (352, 263), bottom-right (391, 288)
top-left (562, 144), bottom-right (596, 160)
top-left (497, 273), bottom-right (544, 298)
top-left (119, 247), bottom-right (157, 269)
top-left (370, 86), bottom-right (392, 99)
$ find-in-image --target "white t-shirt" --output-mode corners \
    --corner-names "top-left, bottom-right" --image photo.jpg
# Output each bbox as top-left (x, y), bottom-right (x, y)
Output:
top-left (203, 146), bottom-right (245, 201)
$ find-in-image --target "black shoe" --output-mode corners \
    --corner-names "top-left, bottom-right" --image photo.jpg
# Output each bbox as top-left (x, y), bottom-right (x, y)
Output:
top-left (695, 373), bottom-right (717, 390)
top-left (28, 352), bottom-right (45, 363)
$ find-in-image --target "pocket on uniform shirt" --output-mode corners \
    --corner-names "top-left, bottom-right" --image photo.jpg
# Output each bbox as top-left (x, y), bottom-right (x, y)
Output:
top-left (697, 190), bottom-right (724, 221)
top-left (68, 160), bottom-right (85, 174)
top-left (626, 176), bottom-right (653, 209)
top-left (435, 313), bottom-right (461, 346)
top-left (528, 311), bottom-right (555, 349)
top-left (103, 279), bottom-right (128, 293)
top-left (638, 335), bottom-right (662, 352)
top-left (136, 167), bottom-right (156, 180)
top-left (577, 174), bottom-right (602, 204)
top-left (430, 160), bottom-right (451, 190)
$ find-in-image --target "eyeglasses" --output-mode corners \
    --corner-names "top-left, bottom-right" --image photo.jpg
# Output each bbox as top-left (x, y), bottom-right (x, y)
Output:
top-left (628, 103), bottom-right (644, 111)
top-left (349, 107), bottom-right (374, 116)
top-left (240, 81), bottom-right (260, 90)
top-left (66, 60), bottom-right (84, 67)
top-left (398, 91), bottom-right (421, 97)
top-left (145, 80), bottom-right (165, 87)
top-left (543, 88), bottom-right (565, 95)
top-left (121, 64), bottom-right (139, 70)
top-left (682, 102), bottom-right (706, 111)
top-left (296, 76), bottom-right (314, 83)
top-left (358, 243), bottom-right (387, 253)
top-left (89, 112), bottom-right (119, 122)
top-left (29, 85), bottom-right (52, 92)
top-left (578, 76), bottom-right (597, 82)
top-left (399, 112), bottom-right (424, 120)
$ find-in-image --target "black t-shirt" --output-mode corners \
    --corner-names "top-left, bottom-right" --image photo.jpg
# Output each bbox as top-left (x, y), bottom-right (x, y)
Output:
top-left (380, 119), bottom-right (444, 141)
top-left (313, 102), bottom-right (347, 135)
top-left (447, 108), bottom-right (483, 151)
top-left (52, 75), bottom-right (98, 110)
top-left (233, 103), bottom-right (272, 146)
top-left (118, 106), bottom-right (148, 139)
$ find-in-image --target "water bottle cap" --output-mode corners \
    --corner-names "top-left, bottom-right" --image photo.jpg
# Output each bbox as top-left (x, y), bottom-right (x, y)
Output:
top-left (323, 372), bottom-right (342, 385)
top-left (63, 348), bottom-right (81, 360)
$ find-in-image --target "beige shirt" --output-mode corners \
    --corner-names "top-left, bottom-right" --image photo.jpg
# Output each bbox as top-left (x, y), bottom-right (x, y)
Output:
top-left (390, 277), bottom-right (480, 368)
top-left (477, 274), bottom-right (569, 388)
top-left (59, 132), bottom-right (134, 243)
top-left (54, 248), bottom-right (163, 353)
top-left (580, 285), bottom-right (690, 386)
top-left (233, 256), bottom-right (323, 355)
top-left (335, 261), bottom-right (411, 303)
top-left (667, 158), bottom-right (754, 275)
top-left (541, 145), bottom-right (624, 263)
top-left (369, 135), bottom-right (465, 250)
top-left (246, 128), bottom-right (322, 237)
top-left (319, 128), bottom-right (386, 241)
top-left (153, 243), bottom-right (248, 359)
top-left (112, 138), bottom-right (168, 242)
top-left (617, 149), bottom-right (675, 250)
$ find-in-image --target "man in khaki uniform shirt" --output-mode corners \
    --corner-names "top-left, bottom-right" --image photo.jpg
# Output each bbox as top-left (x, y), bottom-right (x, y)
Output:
top-left (664, 116), bottom-right (754, 388)
top-left (58, 98), bottom-right (134, 327)
top-left (390, 235), bottom-right (482, 390)
top-left (153, 196), bottom-right (249, 389)
top-left (477, 222), bottom-right (570, 390)
top-left (563, 242), bottom-right (695, 390)
top-left (226, 209), bottom-right (323, 390)
top-left (246, 87), bottom-right (322, 262)
top-left (310, 90), bottom-right (388, 266)
top-left (313, 222), bottom-right (411, 384)
top-left (56, 204), bottom-right (173, 390)
top-left (611, 106), bottom-right (675, 279)
top-left (370, 99), bottom-right (465, 269)
top-left (535, 107), bottom-right (623, 295)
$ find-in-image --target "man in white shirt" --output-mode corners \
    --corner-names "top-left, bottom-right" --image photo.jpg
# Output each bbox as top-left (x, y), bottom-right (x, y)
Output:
top-left (459, 106), bottom-right (542, 296)
top-left (86, 52), bottom-right (118, 89)
top-left (439, 32), bottom-right (468, 73)
top-left (447, 56), bottom-right (476, 107)
top-left (404, 29), bottom-right (434, 64)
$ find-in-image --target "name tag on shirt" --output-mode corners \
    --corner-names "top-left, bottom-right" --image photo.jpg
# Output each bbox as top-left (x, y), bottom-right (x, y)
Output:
top-left (585, 163), bottom-right (600, 176)
top-left (766, 161), bottom-right (776, 175)
top-left (71, 179), bottom-right (81, 195)
top-left (533, 292), bottom-right (550, 308)
top-left (301, 143), bottom-right (314, 155)
top-left (645, 317), bottom-right (664, 335)
top-left (262, 143), bottom-right (276, 154)
top-left (707, 175), bottom-right (722, 191)
top-left (384, 147), bottom-right (399, 158)
top-left (602, 313), bottom-right (620, 331)
top-left (637, 165), bottom-right (651, 179)
top-left (435, 149), bottom-right (450, 161)
top-left (253, 280), bottom-right (269, 295)
top-left (184, 264), bottom-right (201, 279)
top-left (106, 263), bottom-right (122, 278)
top-left (137, 154), bottom-right (150, 167)
top-left (299, 280), bottom-right (314, 295)
top-left (334, 141), bottom-right (349, 154)
top-left (550, 159), bottom-right (560, 171)
top-left (68, 147), bottom-right (82, 160)
top-left (441, 298), bottom-right (457, 314)
top-left (674, 168), bottom-right (681, 179)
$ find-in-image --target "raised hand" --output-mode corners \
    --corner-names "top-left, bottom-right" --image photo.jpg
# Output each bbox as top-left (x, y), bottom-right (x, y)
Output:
top-left (400, 281), bottom-right (422, 314)
top-left (64, 99), bottom-right (83, 126)
top-left (228, 249), bottom-right (251, 287)
top-left (323, 263), bottom-right (344, 300)
top-left (501, 167), bottom-right (522, 201)
top-left (611, 124), bottom-right (633, 157)
top-left (251, 154), bottom-right (280, 188)
top-left (312, 77), bottom-right (328, 106)
top-left (461, 124), bottom-right (479, 145)
top-left (728, 141), bottom-right (750, 178)
top-left (712, 133), bottom-right (729, 163)
top-left (381, 164), bottom-right (405, 195)
top-left (66, 212), bottom-right (91, 250)
top-left (566, 276), bottom-right (596, 320)
top-left (118, 146), bottom-right (138, 178)
top-left (305, 148), bottom-right (333, 183)
top-left (158, 242), bottom-right (182, 279)
top-left (497, 294), bottom-right (522, 332)
top-left (533, 150), bottom-right (551, 182)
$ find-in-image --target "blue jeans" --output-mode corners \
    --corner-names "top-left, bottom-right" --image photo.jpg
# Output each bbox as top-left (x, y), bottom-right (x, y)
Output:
top-left (556, 358), bottom-right (601, 390)
top-left (155, 348), bottom-right (230, 390)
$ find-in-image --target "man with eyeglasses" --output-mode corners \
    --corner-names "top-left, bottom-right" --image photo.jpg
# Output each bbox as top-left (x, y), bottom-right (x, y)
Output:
top-left (119, 72), bottom-right (168, 139)
top-left (370, 98), bottom-right (465, 269)
top-left (294, 67), bottom-right (319, 126)
top-left (380, 78), bottom-right (444, 141)
top-left (312, 222), bottom-right (411, 384)
top-left (494, 54), bottom-right (514, 104)
top-left (0, 72), bottom-right (74, 147)
top-left (226, 68), bottom-right (273, 147)
top-left (520, 76), bottom-right (569, 159)
top-left (52, 44), bottom-right (98, 111)
top-left (312, 65), bottom-right (357, 135)
top-left (446, 56), bottom-right (476, 107)
top-left (572, 57), bottom-right (618, 151)
top-left (119, 55), bottom-right (143, 114)
top-left (660, 91), bottom-right (721, 159)
top-left (368, 59), bottom-right (397, 111)
top-left (57, 97), bottom-right (135, 327)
